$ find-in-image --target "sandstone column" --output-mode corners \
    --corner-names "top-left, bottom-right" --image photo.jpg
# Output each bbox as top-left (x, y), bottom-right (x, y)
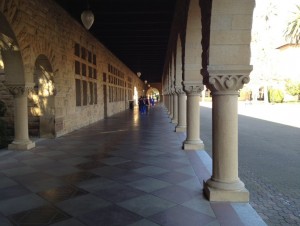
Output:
top-left (7, 84), bottom-right (35, 150)
top-left (182, 81), bottom-right (204, 150)
top-left (169, 92), bottom-right (173, 119)
top-left (171, 90), bottom-right (178, 124)
top-left (204, 67), bottom-right (250, 202)
top-left (163, 94), bottom-right (168, 110)
top-left (167, 93), bottom-right (171, 114)
top-left (175, 88), bottom-right (186, 132)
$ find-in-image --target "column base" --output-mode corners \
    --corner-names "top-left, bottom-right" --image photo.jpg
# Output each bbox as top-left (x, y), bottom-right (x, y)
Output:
top-left (171, 119), bottom-right (178, 124)
top-left (203, 180), bottom-right (249, 202)
top-left (175, 126), bottom-right (186, 132)
top-left (8, 140), bottom-right (35, 150)
top-left (183, 140), bottom-right (204, 150)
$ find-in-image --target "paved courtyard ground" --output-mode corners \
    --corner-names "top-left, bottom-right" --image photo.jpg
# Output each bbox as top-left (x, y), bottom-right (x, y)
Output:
top-left (201, 101), bottom-right (300, 226)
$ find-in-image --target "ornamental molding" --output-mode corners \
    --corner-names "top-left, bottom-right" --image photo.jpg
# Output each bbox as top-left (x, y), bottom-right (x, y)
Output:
top-left (207, 65), bottom-right (252, 93)
top-left (6, 83), bottom-right (35, 97)
top-left (182, 81), bottom-right (204, 95)
top-left (175, 86), bottom-right (185, 95)
top-left (208, 74), bottom-right (250, 92)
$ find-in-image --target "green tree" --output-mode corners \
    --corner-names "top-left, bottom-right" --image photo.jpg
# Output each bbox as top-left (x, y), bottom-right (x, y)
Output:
top-left (284, 5), bottom-right (300, 44)
top-left (285, 80), bottom-right (300, 99)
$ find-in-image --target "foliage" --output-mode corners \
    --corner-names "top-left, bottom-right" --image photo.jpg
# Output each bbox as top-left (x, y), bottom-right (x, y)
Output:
top-left (285, 80), bottom-right (300, 96)
top-left (239, 89), bottom-right (252, 101)
top-left (268, 88), bottom-right (284, 103)
top-left (284, 5), bottom-right (300, 44)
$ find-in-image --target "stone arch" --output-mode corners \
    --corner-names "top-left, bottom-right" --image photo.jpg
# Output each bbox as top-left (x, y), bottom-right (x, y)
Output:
top-left (0, 12), bottom-right (25, 84)
top-left (184, 0), bottom-right (203, 81)
top-left (146, 87), bottom-right (160, 102)
top-left (29, 34), bottom-right (58, 84)
top-left (28, 54), bottom-right (56, 138)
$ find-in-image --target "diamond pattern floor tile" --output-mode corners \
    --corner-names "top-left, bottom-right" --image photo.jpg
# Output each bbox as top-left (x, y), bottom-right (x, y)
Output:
top-left (0, 194), bottom-right (48, 216)
top-left (126, 178), bottom-right (171, 193)
top-left (8, 205), bottom-right (71, 226)
top-left (132, 166), bottom-right (169, 176)
top-left (151, 185), bottom-right (199, 204)
top-left (56, 194), bottom-right (111, 216)
top-left (78, 205), bottom-right (142, 226)
top-left (0, 177), bottom-right (18, 189)
top-left (117, 194), bottom-right (176, 217)
top-left (76, 177), bottom-right (121, 192)
top-left (128, 219), bottom-right (160, 226)
top-left (1, 166), bottom-right (37, 177)
top-left (116, 161), bottom-right (148, 170)
top-left (37, 185), bottom-right (89, 203)
top-left (49, 218), bottom-right (87, 226)
top-left (92, 166), bottom-right (129, 179)
top-left (182, 196), bottom-right (216, 217)
top-left (60, 171), bottom-right (99, 184)
top-left (93, 184), bottom-right (146, 203)
top-left (0, 105), bottom-right (259, 226)
top-left (76, 161), bottom-right (106, 170)
top-left (0, 185), bottom-right (31, 201)
top-left (152, 171), bottom-right (193, 184)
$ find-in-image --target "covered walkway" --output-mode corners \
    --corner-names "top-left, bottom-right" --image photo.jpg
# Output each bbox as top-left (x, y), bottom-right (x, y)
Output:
top-left (0, 104), bottom-right (265, 226)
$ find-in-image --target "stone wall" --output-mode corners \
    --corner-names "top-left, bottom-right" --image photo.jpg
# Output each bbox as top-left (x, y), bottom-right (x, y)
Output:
top-left (0, 0), bottom-right (144, 140)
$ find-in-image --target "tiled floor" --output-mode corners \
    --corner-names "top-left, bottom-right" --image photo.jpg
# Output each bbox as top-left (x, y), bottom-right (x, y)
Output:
top-left (0, 104), bottom-right (266, 226)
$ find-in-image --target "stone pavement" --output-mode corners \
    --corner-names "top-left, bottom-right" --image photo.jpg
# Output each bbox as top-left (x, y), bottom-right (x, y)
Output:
top-left (0, 104), bottom-right (265, 226)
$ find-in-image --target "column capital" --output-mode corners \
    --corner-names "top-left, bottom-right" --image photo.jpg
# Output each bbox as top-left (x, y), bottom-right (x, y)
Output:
top-left (207, 65), bottom-right (252, 94)
top-left (175, 86), bottom-right (185, 95)
top-left (182, 81), bottom-right (204, 95)
top-left (6, 83), bottom-right (35, 97)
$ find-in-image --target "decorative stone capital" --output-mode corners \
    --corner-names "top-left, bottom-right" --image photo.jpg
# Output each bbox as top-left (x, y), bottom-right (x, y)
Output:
top-left (208, 74), bottom-right (250, 93)
top-left (207, 65), bottom-right (252, 94)
top-left (6, 83), bottom-right (35, 97)
top-left (182, 81), bottom-right (204, 95)
top-left (175, 86), bottom-right (185, 95)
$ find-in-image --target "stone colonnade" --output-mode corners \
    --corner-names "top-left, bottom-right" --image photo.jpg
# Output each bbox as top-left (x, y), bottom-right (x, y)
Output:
top-left (162, 0), bottom-right (255, 202)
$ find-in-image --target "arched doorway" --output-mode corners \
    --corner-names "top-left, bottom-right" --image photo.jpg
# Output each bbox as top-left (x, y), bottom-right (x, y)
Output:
top-left (146, 87), bottom-right (160, 102)
top-left (29, 54), bottom-right (55, 138)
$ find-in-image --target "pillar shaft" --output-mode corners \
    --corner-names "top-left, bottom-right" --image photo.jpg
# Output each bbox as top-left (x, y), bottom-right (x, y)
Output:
top-left (183, 82), bottom-right (204, 150)
top-left (164, 94), bottom-right (168, 111)
top-left (164, 94), bottom-right (168, 109)
top-left (175, 91), bottom-right (186, 132)
top-left (171, 93), bottom-right (178, 124)
top-left (203, 67), bottom-right (251, 202)
top-left (14, 92), bottom-right (30, 142)
top-left (212, 93), bottom-right (239, 182)
top-left (169, 93), bottom-right (173, 118)
top-left (7, 85), bottom-right (35, 150)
